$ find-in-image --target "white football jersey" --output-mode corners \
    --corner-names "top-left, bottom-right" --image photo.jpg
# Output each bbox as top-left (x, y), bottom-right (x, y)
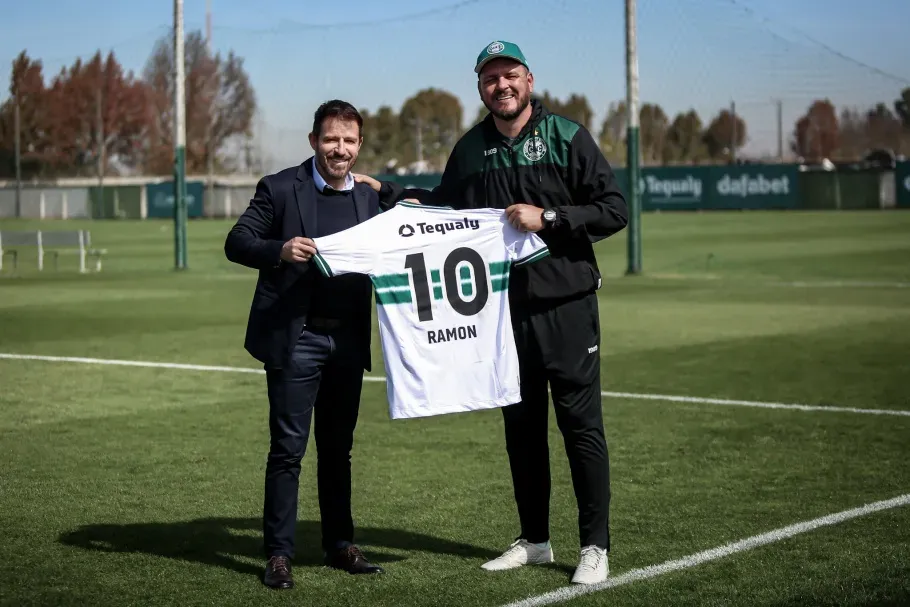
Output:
top-left (311, 202), bottom-right (550, 420)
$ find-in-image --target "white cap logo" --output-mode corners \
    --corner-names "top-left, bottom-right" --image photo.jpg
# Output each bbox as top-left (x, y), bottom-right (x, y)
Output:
top-left (487, 42), bottom-right (505, 54)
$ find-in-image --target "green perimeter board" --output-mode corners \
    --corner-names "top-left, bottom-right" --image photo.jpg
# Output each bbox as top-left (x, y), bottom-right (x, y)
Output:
top-left (146, 181), bottom-right (205, 218)
top-left (896, 161), bottom-right (910, 208)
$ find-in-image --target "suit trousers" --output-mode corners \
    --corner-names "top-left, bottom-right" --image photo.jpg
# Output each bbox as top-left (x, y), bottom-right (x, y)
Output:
top-left (262, 325), bottom-right (364, 558)
top-left (502, 292), bottom-right (611, 550)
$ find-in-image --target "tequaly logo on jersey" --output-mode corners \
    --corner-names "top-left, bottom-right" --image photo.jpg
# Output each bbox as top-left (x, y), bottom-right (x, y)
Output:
top-left (398, 218), bottom-right (480, 237)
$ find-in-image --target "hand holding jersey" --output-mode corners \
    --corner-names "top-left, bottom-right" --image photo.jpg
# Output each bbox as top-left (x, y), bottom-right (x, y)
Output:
top-left (504, 204), bottom-right (546, 232)
top-left (280, 236), bottom-right (317, 263)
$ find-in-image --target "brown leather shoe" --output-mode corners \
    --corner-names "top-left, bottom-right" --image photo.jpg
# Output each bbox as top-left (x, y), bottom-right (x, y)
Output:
top-left (325, 545), bottom-right (384, 574)
top-left (263, 555), bottom-right (294, 589)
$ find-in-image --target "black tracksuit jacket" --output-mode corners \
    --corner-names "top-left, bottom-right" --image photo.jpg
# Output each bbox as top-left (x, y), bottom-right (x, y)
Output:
top-left (378, 100), bottom-right (629, 309)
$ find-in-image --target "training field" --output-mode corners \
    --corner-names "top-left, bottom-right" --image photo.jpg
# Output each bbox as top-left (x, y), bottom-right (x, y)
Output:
top-left (1, 211), bottom-right (909, 606)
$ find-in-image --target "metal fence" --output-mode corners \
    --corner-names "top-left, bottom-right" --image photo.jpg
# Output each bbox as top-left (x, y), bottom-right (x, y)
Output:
top-left (0, 176), bottom-right (260, 219)
top-left (0, 187), bottom-right (91, 219)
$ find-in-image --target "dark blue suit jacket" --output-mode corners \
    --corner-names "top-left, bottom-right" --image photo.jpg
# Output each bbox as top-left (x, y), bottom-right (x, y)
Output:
top-left (224, 158), bottom-right (383, 370)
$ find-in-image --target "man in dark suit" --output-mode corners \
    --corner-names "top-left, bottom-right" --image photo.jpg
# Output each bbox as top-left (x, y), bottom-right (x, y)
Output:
top-left (224, 99), bottom-right (386, 590)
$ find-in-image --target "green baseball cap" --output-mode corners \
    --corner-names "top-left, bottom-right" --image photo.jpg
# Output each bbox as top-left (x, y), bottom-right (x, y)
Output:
top-left (474, 40), bottom-right (528, 74)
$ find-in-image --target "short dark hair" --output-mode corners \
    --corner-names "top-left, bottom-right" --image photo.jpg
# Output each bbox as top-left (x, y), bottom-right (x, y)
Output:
top-left (312, 99), bottom-right (363, 137)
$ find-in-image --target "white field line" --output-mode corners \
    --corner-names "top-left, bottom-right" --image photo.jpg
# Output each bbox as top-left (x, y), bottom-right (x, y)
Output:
top-left (1, 353), bottom-right (908, 417)
top-left (601, 390), bottom-right (910, 417)
top-left (768, 280), bottom-right (910, 289)
top-left (0, 353), bottom-right (267, 375)
top-left (501, 493), bottom-right (910, 607)
top-left (647, 275), bottom-right (910, 289)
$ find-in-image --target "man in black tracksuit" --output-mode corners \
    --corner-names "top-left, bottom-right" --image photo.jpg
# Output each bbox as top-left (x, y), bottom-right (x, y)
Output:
top-left (356, 41), bottom-right (627, 584)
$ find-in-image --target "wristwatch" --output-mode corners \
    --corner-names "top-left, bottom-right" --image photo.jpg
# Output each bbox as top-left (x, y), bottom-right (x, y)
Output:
top-left (542, 208), bottom-right (557, 229)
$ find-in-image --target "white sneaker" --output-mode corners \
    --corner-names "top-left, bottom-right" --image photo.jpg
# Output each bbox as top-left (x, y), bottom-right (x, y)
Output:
top-left (481, 539), bottom-right (554, 571)
top-left (571, 545), bottom-right (608, 584)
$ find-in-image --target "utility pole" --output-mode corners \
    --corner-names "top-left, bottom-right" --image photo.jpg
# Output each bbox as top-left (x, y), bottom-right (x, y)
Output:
top-left (625, 0), bottom-right (642, 275)
top-left (13, 89), bottom-right (22, 218)
top-left (777, 99), bottom-right (783, 162)
top-left (96, 84), bottom-right (105, 217)
top-left (174, 0), bottom-right (188, 269)
top-left (730, 100), bottom-right (737, 164)
top-left (206, 0), bottom-right (212, 48)
top-left (205, 0), bottom-right (214, 217)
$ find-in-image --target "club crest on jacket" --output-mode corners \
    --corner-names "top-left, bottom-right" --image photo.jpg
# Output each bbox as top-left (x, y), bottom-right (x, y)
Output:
top-left (523, 136), bottom-right (548, 162)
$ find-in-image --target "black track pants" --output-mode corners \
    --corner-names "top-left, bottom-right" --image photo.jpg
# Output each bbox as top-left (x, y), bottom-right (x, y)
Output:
top-left (502, 292), bottom-right (611, 550)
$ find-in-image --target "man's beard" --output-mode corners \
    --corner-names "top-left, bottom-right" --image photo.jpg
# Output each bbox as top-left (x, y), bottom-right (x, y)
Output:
top-left (484, 89), bottom-right (530, 122)
top-left (321, 154), bottom-right (354, 178)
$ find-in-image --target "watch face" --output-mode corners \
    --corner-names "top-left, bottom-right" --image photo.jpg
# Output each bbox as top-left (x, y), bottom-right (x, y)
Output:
top-left (544, 210), bottom-right (556, 221)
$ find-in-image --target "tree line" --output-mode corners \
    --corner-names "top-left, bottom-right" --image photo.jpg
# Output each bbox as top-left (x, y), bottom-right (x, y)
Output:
top-left (357, 89), bottom-right (753, 174)
top-left (0, 31), bottom-right (257, 180)
top-left (792, 95), bottom-right (910, 163)
top-left (2, 37), bottom-right (909, 179)
top-left (361, 88), bottom-right (910, 173)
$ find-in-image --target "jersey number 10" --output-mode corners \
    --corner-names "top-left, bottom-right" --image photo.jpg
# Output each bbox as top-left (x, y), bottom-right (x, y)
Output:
top-left (404, 247), bottom-right (489, 322)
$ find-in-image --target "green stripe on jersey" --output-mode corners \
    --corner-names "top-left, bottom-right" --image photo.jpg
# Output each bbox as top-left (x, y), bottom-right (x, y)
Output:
top-left (312, 253), bottom-right (333, 277)
top-left (398, 201), bottom-right (454, 211)
top-left (489, 260), bottom-right (510, 276)
top-left (373, 273), bottom-right (410, 289)
top-left (375, 289), bottom-right (413, 305)
top-left (492, 276), bottom-right (509, 292)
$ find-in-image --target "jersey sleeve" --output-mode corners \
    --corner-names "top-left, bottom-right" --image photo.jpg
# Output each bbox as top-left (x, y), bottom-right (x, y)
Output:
top-left (505, 225), bottom-right (551, 267)
top-left (310, 219), bottom-right (380, 277)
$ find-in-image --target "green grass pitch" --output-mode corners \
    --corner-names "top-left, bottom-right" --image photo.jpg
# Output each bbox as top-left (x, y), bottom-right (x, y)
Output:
top-left (1, 210), bottom-right (909, 606)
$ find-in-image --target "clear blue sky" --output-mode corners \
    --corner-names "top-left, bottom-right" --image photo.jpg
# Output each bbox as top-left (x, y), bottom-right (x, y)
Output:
top-left (2, 0), bottom-right (908, 169)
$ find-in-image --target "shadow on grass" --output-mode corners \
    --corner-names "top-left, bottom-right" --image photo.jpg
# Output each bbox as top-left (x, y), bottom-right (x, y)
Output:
top-left (59, 517), bottom-right (502, 579)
